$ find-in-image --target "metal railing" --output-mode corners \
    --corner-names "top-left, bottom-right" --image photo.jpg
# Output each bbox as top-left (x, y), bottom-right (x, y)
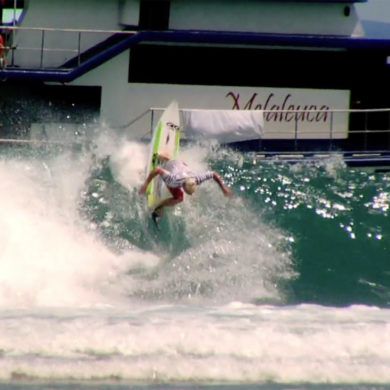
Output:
top-left (144, 107), bottom-right (390, 152)
top-left (0, 26), bottom-right (136, 69)
top-left (1, 107), bottom-right (390, 161)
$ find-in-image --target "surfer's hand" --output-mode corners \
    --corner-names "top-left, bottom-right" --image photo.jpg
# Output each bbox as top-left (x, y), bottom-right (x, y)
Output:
top-left (223, 186), bottom-right (232, 197)
top-left (139, 183), bottom-right (147, 195)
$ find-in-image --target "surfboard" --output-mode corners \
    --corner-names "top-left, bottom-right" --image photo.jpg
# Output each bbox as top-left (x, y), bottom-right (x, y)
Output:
top-left (145, 100), bottom-right (181, 210)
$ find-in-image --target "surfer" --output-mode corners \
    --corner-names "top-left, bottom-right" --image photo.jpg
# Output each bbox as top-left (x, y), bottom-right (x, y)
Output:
top-left (139, 152), bottom-right (231, 221)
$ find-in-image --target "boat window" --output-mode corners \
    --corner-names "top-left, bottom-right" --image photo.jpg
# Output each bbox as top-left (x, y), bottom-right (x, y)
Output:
top-left (0, 0), bottom-right (24, 25)
top-left (129, 44), bottom-right (357, 89)
top-left (129, 43), bottom-right (390, 113)
top-left (2, 8), bottom-right (23, 24)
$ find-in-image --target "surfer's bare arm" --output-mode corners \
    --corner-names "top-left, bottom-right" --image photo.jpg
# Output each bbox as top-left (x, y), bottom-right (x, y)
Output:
top-left (139, 166), bottom-right (169, 195)
top-left (212, 171), bottom-right (232, 197)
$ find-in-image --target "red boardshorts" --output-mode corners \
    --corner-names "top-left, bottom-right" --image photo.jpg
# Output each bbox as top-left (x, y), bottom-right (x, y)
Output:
top-left (168, 186), bottom-right (184, 201)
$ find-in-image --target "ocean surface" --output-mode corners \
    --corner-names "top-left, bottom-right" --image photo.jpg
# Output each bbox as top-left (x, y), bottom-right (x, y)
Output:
top-left (0, 129), bottom-right (390, 389)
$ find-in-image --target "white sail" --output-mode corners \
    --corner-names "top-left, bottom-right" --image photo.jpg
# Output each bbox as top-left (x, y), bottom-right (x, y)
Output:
top-left (182, 109), bottom-right (263, 143)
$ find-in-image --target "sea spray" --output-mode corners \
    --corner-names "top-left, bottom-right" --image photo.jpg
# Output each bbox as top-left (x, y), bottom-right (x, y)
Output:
top-left (0, 146), bottom-right (159, 308)
top-left (83, 138), bottom-right (296, 304)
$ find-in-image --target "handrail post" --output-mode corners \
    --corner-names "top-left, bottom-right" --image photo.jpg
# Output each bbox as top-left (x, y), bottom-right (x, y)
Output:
top-left (151, 109), bottom-right (154, 136)
top-left (364, 111), bottom-right (368, 151)
top-left (77, 31), bottom-right (81, 66)
top-left (294, 112), bottom-right (298, 151)
top-left (40, 29), bottom-right (45, 68)
top-left (329, 111), bottom-right (334, 151)
top-left (388, 111), bottom-right (390, 150)
top-left (11, 0), bottom-right (16, 66)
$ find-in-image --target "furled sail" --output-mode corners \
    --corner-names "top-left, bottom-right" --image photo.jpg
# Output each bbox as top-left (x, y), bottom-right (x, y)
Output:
top-left (182, 109), bottom-right (263, 143)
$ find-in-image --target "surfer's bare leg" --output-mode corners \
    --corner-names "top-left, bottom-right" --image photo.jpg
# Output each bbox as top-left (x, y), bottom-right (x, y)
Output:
top-left (154, 197), bottom-right (183, 216)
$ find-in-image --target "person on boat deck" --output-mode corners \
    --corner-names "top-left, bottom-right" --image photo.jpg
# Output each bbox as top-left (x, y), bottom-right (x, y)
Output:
top-left (139, 152), bottom-right (231, 218)
top-left (0, 33), bottom-right (6, 69)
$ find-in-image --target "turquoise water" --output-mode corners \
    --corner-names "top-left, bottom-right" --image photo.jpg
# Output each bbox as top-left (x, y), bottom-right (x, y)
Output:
top-left (83, 146), bottom-right (390, 307)
top-left (236, 157), bottom-right (390, 307)
top-left (0, 137), bottom-right (389, 386)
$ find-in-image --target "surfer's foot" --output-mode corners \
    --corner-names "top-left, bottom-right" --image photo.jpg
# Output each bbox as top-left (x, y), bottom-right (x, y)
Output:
top-left (153, 206), bottom-right (163, 217)
top-left (151, 207), bottom-right (163, 228)
top-left (151, 211), bottom-right (159, 227)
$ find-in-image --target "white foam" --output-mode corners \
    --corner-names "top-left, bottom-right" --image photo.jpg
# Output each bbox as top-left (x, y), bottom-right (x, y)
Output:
top-left (1, 304), bottom-right (390, 383)
top-left (108, 138), bottom-right (149, 189)
top-left (0, 136), bottom-right (294, 308)
top-left (0, 146), bottom-right (158, 308)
